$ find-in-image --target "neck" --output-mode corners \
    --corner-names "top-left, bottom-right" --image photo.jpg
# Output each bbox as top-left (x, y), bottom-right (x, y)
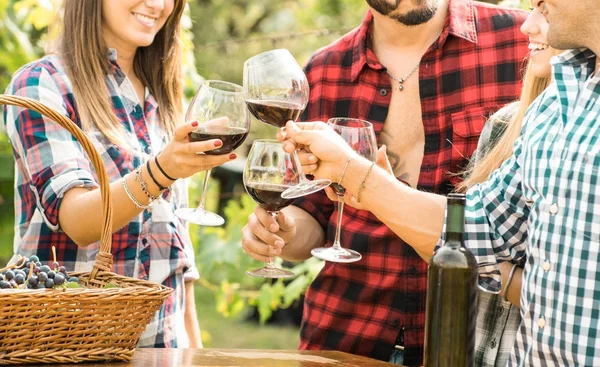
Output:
top-left (104, 36), bottom-right (137, 77)
top-left (370, 0), bottom-right (447, 51)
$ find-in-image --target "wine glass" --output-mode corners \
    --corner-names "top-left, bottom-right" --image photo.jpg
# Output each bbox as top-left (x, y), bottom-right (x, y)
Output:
top-left (310, 118), bottom-right (377, 263)
top-left (244, 140), bottom-right (298, 278)
top-left (243, 49), bottom-right (331, 199)
top-left (175, 80), bottom-right (250, 226)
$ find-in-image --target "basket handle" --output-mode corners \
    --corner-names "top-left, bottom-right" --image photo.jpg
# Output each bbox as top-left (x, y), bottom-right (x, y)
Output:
top-left (0, 95), bottom-right (113, 281)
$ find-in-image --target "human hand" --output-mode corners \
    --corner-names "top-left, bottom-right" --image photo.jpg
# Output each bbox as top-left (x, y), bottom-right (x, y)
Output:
top-left (241, 207), bottom-right (297, 263)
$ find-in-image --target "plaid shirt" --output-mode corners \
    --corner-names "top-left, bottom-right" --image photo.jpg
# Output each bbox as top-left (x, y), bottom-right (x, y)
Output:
top-left (466, 48), bottom-right (600, 366)
top-left (293, 1), bottom-right (528, 365)
top-left (3, 51), bottom-right (198, 348)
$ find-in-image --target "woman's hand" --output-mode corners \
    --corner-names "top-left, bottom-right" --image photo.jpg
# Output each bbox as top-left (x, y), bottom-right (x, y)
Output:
top-left (156, 117), bottom-right (236, 180)
top-left (277, 120), bottom-right (355, 182)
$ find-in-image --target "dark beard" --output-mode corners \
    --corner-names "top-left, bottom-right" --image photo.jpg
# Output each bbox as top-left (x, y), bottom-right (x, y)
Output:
top-left (366, 0), bottom-right (438, 26)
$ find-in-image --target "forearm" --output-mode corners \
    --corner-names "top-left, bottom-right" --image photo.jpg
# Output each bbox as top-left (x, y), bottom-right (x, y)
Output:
top-left (184, 280), bottom-right (202, 348)
top-left (340, 157), bottom-right (447, 262)
top-left (279, 205), bottom-right (325, 262)
top-left (499, 262), bottom-right (522, 308)
top-left (59, 160), bottom-right (173, 246)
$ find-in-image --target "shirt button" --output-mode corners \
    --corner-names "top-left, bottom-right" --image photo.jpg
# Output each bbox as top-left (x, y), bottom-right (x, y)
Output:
top-left (392, 319), bottom-right (400, 326)
top-left (543, 260), bottom-right (551, 272)
top-left (145, 146), bottom-right (152, 154)
top-left (142, 238), bottom-right (148, 245)
top-left (380, 88), bottom-right (388, 96)
top-left (497, 306), bottom-right (504, 316)
top-left (538, 317), bottom-right (546, 328)
top-left (549, 203), bottom-right (559, 214)
top-left (490, 338), bottom-right (497, 349)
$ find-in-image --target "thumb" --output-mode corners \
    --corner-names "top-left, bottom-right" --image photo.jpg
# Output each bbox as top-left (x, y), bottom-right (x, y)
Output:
top-left (376, 145), bottom-right (393, 175)
top-left (285, 120), bottom-right (322, 146)
top-left (276, 210), bottom-right (296, 232)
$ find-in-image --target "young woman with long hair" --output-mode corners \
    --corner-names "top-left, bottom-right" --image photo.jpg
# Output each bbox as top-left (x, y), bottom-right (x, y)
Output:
top-left (3, 0), bottom-right (235, 347)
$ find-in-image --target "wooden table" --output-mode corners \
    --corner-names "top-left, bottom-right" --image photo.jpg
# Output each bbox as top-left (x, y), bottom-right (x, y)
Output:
top-left (41, 348), bottom-right (400, 367)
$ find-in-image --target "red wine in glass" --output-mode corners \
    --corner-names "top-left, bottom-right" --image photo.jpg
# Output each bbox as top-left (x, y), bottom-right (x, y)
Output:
top-left (245, 100), bottom-right (303, 128)
top-left (245, 183), bottom-right (295, 212)
top-left (188, 126), bottom-right (249, 155)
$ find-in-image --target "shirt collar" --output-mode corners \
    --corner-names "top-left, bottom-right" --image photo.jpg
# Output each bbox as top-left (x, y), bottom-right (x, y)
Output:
top-left (552, 48), bottom-right (596, 68)
top-left (350, 0), bottom-right (478, 82)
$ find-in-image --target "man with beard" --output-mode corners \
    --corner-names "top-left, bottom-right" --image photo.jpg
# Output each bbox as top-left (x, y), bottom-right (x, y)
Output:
top-left (241, 0), bottom-right (528, 365)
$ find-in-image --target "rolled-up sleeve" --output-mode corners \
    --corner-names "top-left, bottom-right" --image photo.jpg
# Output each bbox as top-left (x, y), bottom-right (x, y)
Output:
top-left (4, 62), bottom-right (99, 231)
top-left (463, 133), bottom-right (529, 294)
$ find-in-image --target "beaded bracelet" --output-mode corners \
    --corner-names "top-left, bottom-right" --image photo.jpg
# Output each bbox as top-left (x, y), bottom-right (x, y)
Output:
top-left (134, 166), bottom-right (161, 203)
top-left (502, 263), bottom-right (519, 302)
top-left (146, 160), bottom-right (169, 192)
top-left (356, 162), bottom-right (375, 203)
top-left (338, 156), bottom-right (353, 185)
top-left (122, 176), bottom-right (151, 209)
top-left (155, 155), bottom-right (176, 182)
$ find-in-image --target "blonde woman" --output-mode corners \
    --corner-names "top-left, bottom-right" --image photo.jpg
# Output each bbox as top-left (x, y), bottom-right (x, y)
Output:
top-left (456, 3), bottom-right (562, 364)
top-left (3, 0), bottom-right (235, 348)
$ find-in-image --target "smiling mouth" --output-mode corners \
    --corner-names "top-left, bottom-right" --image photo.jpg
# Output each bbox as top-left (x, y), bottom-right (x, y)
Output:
top-left (132, 12), bottom-right (157, 26)
top-left (528, 42), bottom-right (549, 52)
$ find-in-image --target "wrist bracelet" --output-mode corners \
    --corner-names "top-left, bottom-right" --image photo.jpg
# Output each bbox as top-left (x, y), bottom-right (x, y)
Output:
top-left (338, 155), bottom-right (353, 185)
top-left (356, 162), bottom-right (375, 203)
top-left (122, 176), bottom-right (151, 209)
top-left (155, 154), bottom-right (176, 181)
top-left (134, 166), bottom-right (161, 203)
top-left (502, 263), bottom-right (519, 302)
top-left (146, 160), bottom-right (169, 191)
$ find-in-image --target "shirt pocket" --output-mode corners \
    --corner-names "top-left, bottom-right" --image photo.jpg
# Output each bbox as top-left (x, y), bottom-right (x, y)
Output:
top-left (448, 107), bottom-right (489, 186)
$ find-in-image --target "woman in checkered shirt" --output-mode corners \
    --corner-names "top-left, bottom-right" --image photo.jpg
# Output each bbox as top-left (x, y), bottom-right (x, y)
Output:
top-left (3, 0), bottom-right (236, 348)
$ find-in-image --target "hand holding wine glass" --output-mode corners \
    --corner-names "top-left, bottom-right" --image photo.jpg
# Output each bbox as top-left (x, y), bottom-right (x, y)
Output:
top-left (244, 140), bottom-right (299, 278)
top-left (174, 80), bottom-right (250, 226)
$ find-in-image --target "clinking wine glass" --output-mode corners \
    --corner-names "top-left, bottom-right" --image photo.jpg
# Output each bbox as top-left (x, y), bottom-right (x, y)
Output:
top-left (310, 118), bottom-right (377, 263)
top-left (244, 140), bottom-right (298, 278)
top-left (174, 80), bottom-right (250, 226)
top-left (243, 48), bottom-right (331, 200)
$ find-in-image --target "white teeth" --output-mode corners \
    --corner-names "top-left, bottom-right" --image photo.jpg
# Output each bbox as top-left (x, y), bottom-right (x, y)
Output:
top-left (133, 13), bottom-right (156, 25)
top-left (528, 43), bottom-right (549, 51)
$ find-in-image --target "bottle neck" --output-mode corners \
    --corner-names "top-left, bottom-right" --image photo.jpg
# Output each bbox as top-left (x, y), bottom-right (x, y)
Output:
top-left (444, 200), bottom-right (465, 247)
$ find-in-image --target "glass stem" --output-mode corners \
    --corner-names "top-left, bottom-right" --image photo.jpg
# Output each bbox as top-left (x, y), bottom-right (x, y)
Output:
top-left (331, 194), bottom-right (345, 249)
top-left (197, 169), bottom-right (212, 211)
top-left (266, 211), bottom-right (278, 268)
top-left (292, 150), bottom-right (310, 184)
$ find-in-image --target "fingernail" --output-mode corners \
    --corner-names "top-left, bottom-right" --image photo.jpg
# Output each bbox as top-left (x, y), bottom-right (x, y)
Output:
top-left (214, 140), bottom-right (222, 147)
top-left (274, 240), bottom-right (284, 248)
top-left (191, 121), bottom-right (198, 127)
top-left (309, 155), bottom-right (317, 163)
top-left (269, 223), bottom-right (278, 232)
top-left (229, 153), bottom-right (237, 160)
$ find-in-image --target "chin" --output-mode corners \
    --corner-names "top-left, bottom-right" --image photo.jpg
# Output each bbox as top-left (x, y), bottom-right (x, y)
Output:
top-left (131, 35), bottom-right (157, 48)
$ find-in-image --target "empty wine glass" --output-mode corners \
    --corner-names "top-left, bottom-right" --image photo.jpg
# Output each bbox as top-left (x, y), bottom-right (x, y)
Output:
top-left (310, 118), bottom-right (377, 263)
top-left (175, 80), bottom-right (250, 226)
top-left (243, 49), bottom-right (331, 200)
top-left (244, 140), bottom-right (298, 278)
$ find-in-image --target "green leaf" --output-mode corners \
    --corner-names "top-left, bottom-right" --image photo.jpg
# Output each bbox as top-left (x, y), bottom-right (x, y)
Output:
top-left (257, 283), bottom-right (273, 324)
top-left (103, 282), bottom-right (118, 289)
top-left (283, 275), bottom-right (309, 307)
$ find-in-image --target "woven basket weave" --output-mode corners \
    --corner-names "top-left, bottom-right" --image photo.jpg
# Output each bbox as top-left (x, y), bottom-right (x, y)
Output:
top-left (0, 95), bottom-right (173, 365)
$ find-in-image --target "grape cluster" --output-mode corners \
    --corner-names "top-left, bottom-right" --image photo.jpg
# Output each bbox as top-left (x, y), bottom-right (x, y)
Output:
top-left (0, 254), bottom-right (80, 290)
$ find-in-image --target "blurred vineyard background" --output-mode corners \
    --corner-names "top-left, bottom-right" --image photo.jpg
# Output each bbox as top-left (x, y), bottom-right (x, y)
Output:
top-left (0, 0), bottom-right (528, 349)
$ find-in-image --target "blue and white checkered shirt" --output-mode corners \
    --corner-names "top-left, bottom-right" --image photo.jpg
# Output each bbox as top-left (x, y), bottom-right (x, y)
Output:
top-left (465, 48), bottom-right (600, 365)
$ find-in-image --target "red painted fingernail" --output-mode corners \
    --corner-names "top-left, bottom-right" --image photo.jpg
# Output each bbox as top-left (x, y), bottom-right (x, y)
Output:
top-left (214, 140), bottom-right (222, 147)
top-left (191, 121), bottom-right (198, 127)
top-left (229, 153), bottom-right (237, 160)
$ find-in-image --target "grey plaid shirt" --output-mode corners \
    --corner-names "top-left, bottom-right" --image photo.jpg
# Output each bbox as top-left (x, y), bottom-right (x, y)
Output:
top-left (465, 48), bottom-right (600, 366)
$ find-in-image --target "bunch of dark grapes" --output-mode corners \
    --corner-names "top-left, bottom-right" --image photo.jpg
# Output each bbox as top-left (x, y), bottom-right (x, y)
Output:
top-left (0, 251), bottom-right (80, 290)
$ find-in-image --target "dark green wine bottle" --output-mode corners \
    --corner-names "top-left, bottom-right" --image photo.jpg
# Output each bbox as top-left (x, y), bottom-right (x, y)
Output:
top-left (423, 193), bottom-right (478, 366)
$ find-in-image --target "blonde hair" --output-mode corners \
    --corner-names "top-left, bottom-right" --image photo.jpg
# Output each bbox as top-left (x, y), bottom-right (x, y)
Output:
top-left (55, 0), bottom-right (186, 144)
top-left (457, 59), bottom-right (553, 191)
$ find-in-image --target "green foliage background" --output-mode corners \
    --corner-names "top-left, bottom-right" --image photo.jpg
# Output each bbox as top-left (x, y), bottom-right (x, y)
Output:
top-left (0, 0), bottom-right (531, 331)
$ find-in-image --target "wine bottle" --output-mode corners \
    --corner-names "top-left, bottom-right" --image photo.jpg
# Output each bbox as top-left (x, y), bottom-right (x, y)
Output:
top-left (423, 193), bottom-right (478, 366)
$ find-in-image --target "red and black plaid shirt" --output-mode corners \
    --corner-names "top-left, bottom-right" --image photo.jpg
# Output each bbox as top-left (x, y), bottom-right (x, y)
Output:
top-left (294, 1), bottom-right (528, 365)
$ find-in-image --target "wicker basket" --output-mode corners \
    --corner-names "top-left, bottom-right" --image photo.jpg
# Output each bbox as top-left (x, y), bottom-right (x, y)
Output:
top-left (0, 95), bottom-right (173, 365)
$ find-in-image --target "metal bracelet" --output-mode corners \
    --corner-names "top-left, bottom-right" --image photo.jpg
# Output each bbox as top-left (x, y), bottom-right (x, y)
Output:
top-left (122, 176), bottom-right (151, 209)
top-left (356, 162), bottom-right (375, 203)
top-left (134, 166), bottom-right (161, 202)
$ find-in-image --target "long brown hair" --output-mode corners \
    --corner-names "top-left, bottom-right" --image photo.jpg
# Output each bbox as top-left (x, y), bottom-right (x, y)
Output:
top-left (457, 59), bottom-right (553, 191)
top-left (56, 0), bottom-right (186, 144)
